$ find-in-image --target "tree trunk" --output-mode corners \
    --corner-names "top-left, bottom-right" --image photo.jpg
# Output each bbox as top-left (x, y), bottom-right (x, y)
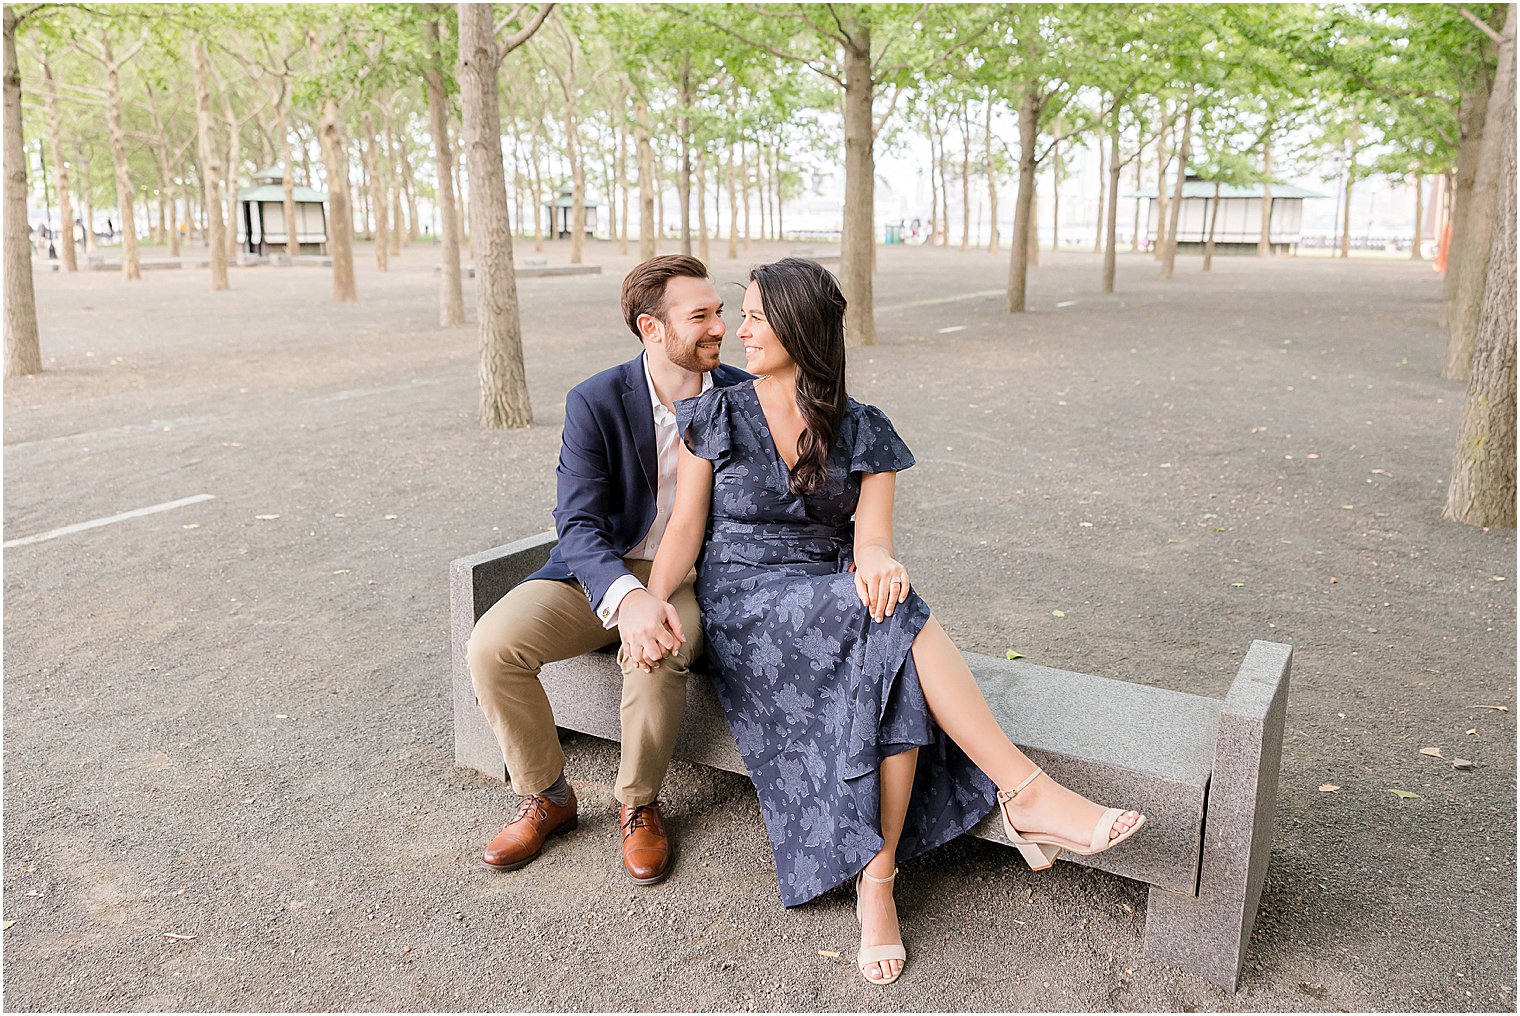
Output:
top-left (358, 139), bottom-right (372, 236)
top-left (529, 119), bottom-right (545, 252)
top-left (4, 6), bottom-right (41, 377)
top-left (1203, 179), bottom-right (1221, 271)
top-left (618, 116), bottom-right (629, 255)
top-left (386, 112), bottom-right (404, 256)
top-left (1160, 103), bottom-right (1192, 279)
top-left (696, 147), bottom-right (709, 263)
top-left (740, 143), bottom-right (751, 252)
top-left (773, 144), bottom-right (783, 241)
top-left (1410, 174), bottom-right (1424, 261)
top-left (565, 86), bottom-right (584, 264)
top-left (101, 32), bottom-right (141, 280)
top-left (1446, 5), bottom-right (1516, 381)
top-left (840, 33), bottom-right (876, 346)
top-left (936, 114), bottom-right (950, 245)
top-left (42, 58), bottom-right (77, 271)
top-left (928, 108), bottom-right (939, 247)
top-left (1130, 150), bottom-right (1142, 252)
top-left (755, 140), bottom-right (767, 241)
top-left (633, 95), bottom-right (654, 259)
top-left (1444, 59), bottom-right (1496, 327)
top-left (1445, 92), bottom-right (1516, 528)
top-left (1027, 173), bottom-right (1039, 266)
top-left (459, 2), bottom-right (532, 429)
top-left (726, 141), bottom-right (738, 260)
top-left (959, 100), bottom-right (971, 250)
top-left (1258, 133), bottom-right (1274, 256)
top-left (314, 94), bottom-right (357, 301)
top-left (425, 9), bottom-right (464, 326)
top-left (1339, 137), bottom-right (1356, 259)
top-left (1092, 126), bottom-right (1105, 255)
top-left (1154, 125), bottom-right (1170, 258)
top-left (278, 103), bottom-right (297, 258)
top-left (984, 94), bottom-right (999, 255)
top-left (191, 39), bottom-right (229, 291)
top-left (362, 112), bottom-right (389, 270)
top-left (1102, 117), bottom-right (1121, 294)
top-left (677, 61), bottom-right (692, 253)
top-left (1007, 80), bottom-right (1039, 313)
top-left (398, 129), bottom-right (420, 241)
top-left (1051, 126), bottom-right (1061, 252)
top-left (215, 66), bottom-right (241, 261)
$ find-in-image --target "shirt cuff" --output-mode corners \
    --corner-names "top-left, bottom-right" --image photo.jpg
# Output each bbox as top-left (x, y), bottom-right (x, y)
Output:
top-left (596, 573), bottom-right (646, 629)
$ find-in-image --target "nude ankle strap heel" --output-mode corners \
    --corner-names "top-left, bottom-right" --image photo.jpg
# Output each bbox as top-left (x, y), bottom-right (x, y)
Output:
top-left (997, 766), bottom-right (1147, 871)
top-left (854, 866), bottom-right (906, 986)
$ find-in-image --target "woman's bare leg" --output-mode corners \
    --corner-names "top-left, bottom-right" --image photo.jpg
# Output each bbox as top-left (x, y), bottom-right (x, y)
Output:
top-left (859, 747), bottom-right (915, 982)
top-left (909, 616), bottom-right (1140, 845)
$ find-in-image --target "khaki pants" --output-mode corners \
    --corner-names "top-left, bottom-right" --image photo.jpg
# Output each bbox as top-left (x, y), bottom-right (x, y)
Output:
top-left (466, 558), bottom-right (702, 807)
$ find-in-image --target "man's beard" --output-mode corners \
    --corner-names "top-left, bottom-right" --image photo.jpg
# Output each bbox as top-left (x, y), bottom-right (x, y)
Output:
top-left (664, 331), bottom-right (707, 372)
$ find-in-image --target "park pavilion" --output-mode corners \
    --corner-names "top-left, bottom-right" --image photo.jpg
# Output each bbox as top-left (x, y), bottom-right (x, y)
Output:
top-left (236, 167), bottom-right (329, 256)
top-left (1127, 175), bottom-right (1328, 255)
top-left (543, 186), bottom-right (600, 238)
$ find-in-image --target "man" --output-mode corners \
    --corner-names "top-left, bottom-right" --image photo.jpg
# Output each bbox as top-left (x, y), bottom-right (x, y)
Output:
top-left (467, 254), bottom-right (751, 884)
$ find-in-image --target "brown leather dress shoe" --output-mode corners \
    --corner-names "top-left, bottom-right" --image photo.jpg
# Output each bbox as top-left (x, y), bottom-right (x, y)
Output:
top-left (481, 786), bottom-right (579, 871)
top-left (620, 801), bottom-right (673, 885)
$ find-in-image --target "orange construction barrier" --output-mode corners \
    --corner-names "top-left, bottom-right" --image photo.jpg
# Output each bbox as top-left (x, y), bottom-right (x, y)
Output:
top-left (1435, 222), bottom-right (1451, 274)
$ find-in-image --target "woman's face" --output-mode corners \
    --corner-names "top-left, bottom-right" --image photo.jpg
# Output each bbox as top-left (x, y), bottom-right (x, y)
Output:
top-left (738, 282), bottom-right (793, 376)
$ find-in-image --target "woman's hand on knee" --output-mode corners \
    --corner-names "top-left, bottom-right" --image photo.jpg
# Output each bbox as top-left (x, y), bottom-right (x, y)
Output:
top-left (852, 546), bottom-right (910, 623)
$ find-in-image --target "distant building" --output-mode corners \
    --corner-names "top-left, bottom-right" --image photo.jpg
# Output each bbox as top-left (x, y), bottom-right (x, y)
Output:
top-left (1127, 176), bottom-right (1328, 255)
top-left (236, 167), bottom-right (328, 255)
top-left (544, 187), bottom-right (599, 238)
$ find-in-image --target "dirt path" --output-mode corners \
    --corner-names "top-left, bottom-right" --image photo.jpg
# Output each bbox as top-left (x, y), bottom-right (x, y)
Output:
top-left (3, 239), bottom-right (1513, 1012)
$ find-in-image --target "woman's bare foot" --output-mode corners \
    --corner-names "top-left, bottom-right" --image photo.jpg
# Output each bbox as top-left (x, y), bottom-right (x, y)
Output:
top-left (857, 857), bottom-right (903, 983)
top-left (999, 770), bottom-right (1142, 848)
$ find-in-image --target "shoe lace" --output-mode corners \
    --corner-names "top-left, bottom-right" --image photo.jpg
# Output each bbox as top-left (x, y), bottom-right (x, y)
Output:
top-left (514, 795), bottom-right (551, 825)
top-left (621, 801), bottom-right (660, 836)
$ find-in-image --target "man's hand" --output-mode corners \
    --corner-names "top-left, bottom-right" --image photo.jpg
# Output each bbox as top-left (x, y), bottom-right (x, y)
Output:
top-left (617, 588), bottom-right (686, 672)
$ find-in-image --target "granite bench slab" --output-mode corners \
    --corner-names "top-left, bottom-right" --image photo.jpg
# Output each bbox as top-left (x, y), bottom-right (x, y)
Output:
top-left (448, 531), bottom-right (1290, 992)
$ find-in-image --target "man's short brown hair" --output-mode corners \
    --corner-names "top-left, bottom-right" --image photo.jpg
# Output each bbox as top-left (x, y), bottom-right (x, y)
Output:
top-left (620, 254), bottom-right (710, 339)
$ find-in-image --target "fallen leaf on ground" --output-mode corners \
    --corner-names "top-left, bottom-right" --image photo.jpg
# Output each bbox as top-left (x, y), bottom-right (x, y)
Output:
top-left (817, 950), bottom-right (840, 959)
top-left (1005, 650), bottom-right (1024, 660)
top-left (1231, 582), bottom-right (1245, 588)
top-left (182, 524), bottom-right (199, 530)
top-left (1387, 789), bottom-right (1420, 800)
top-left (1467, 728), bottom-right (1479, 736)
top-left (1452, 759), bottom-right (1475, 770)
top-left (332, 569), bottom-right (351, 575)
top-left (254, 514), bottom-right (280, 521)
top-left (1319, 784), bottom-right (1340, 793)
top-left (2, 920), bottom-right (13, 931)
top-left (1473, 704), bottom-right (1509, 712)
top-left (1340, 504), bottom-right (1354, 510)
top-left (163, 933), bottom-right (196, 941)
top-left (1051, 610), bottom-right (1065, 617)
top-left (1419, 747), bottom-right (1443, 758)
top-left (384, 514), bottom-right (399, 520)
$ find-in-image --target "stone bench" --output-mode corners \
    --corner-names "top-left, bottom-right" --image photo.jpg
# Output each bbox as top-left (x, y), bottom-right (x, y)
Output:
top-left (448, 531), bottom-right (1291, 993)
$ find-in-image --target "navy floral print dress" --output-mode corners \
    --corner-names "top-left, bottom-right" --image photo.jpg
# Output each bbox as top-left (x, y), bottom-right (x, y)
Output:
top-left (674, 380), bottom-right (997, 907)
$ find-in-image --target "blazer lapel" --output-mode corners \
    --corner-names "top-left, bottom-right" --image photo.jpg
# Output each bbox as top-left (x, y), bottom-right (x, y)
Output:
top-left (621, 357), bottom-right (659, 494)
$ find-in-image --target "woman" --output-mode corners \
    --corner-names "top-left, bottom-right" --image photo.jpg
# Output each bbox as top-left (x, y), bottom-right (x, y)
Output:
top-left (641, 259), bottom-right (1145, 986)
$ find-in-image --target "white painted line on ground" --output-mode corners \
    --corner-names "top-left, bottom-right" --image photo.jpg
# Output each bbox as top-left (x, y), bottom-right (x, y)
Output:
top-left (4, 494), bottom-right (216, 549)
top-left (1056, 300), bottom-right (1078, 308)
top-left (937, 325), bottom-right (967, 334)
top-left (878, 289), bottom-right (1004, 313)
top-left (5, 415), bottom-right (229, 450)
top-left (308, 378), bottom-right (447, 403)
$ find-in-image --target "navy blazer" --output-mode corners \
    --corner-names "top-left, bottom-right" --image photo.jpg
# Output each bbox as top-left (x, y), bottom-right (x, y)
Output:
top-left (523, 353), bottom-right (753, 612)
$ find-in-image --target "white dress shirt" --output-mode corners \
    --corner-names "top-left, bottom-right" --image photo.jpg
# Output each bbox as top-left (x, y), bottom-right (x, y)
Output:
top-left (595, 353), bottom-right (714, 628)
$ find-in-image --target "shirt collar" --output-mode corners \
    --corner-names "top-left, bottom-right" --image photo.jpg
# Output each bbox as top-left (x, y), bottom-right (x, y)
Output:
top-left (643, 351), bottom-right (714, 422)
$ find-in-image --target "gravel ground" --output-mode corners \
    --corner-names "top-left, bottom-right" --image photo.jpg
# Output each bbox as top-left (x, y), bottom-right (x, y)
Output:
top-left (3, 237), bottom-right (1514, 1012)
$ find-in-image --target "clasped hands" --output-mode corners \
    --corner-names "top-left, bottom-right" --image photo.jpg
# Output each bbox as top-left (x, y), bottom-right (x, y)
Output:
top-left (620, 548), bottom-right (910, 670)
top-left (619, 588), bottom-right (686, 673)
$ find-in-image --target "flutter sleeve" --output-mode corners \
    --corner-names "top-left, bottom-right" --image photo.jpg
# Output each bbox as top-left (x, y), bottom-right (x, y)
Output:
top-left (849, 401), bottom-right (916, 476)
top-left (674, 388), bottom-right (734, 464)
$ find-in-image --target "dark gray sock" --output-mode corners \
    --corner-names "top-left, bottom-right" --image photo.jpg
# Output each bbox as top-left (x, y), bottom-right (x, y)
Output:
top-left (540, 773), bottom-right (570, 807)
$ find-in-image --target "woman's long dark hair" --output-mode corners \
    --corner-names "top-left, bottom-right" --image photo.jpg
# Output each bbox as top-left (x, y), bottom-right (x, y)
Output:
top-left (749, 258), bottom-right (848, 497)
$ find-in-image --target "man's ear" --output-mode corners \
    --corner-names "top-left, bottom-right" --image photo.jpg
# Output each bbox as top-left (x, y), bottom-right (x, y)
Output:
top-left (637, 312), bottom-right (662, 343)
